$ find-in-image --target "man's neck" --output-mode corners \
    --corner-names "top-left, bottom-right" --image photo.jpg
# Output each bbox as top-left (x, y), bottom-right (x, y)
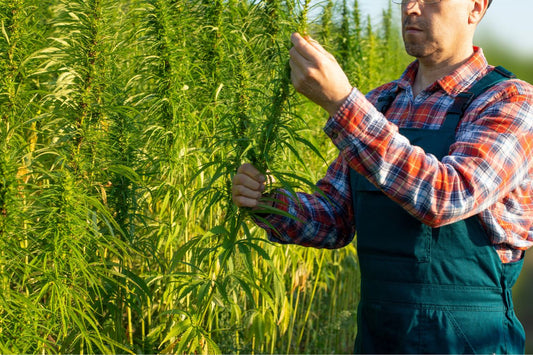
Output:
top-left (412, 48), bottom-right (474, 97)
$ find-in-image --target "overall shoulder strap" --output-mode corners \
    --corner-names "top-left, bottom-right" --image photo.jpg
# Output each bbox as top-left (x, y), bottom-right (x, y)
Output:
top-left (375, 84), bottom-right (400, 114)
top-left (444, 66), bottom-right (516, 129)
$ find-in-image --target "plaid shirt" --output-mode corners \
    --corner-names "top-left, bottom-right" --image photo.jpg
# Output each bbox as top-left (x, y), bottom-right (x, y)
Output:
top-left (257, 48), bottom-right (533, 263)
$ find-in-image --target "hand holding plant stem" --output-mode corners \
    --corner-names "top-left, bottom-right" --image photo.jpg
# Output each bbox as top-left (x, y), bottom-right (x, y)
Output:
top-left (289, 32), bottom-right (353, 117)
top-left (232, 163), bottom-right (277, 210)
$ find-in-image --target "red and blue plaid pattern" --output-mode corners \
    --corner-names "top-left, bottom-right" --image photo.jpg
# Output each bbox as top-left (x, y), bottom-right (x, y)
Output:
top-left (258, 48), bottom-right (533, 263)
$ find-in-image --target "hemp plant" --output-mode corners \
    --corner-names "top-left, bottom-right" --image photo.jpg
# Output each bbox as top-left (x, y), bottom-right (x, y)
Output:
top-left (0, 0), bottom-right (411, 353)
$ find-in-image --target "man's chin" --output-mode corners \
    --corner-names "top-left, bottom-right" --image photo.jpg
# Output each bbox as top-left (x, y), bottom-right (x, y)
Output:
top-left (404, 43), bottom-right (432, 59)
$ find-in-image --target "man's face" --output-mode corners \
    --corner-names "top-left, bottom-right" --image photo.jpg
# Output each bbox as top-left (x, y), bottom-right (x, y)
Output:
top-left (401, 0), bottom-right (473, 61)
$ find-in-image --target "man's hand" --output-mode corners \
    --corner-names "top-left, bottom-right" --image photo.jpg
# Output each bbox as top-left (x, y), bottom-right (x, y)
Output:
top-left (232, 163), bottom-right (267, 209)
top-left (289, 32), bottom-right (353, 116)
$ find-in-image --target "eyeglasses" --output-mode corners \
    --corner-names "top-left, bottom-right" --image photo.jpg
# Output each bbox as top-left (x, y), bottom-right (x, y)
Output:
top-left (392, 0), bottom-right (442, 4)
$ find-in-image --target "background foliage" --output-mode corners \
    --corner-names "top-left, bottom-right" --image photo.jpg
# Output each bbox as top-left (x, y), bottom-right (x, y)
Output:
top-left (0, 0), bottom-right (410, 353)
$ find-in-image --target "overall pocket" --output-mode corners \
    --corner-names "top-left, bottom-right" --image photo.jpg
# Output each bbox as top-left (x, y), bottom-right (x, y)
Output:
top-left (354, 175), bottom-right (431, 263)
top-left (419, 306), bottom-right (505, 354)
top-left (356, 301), bottom-right (505, 354)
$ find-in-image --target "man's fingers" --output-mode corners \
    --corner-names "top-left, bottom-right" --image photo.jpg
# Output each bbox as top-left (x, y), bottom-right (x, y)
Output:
top-left (232, 179), bottom-right (264, 208)
top-left (232, 163), bottom-right (279, 209)
top-left (232, 163), bottom-right (268, 208)
top-left (232, 179), bottom-right (264, 197)
top-left (289, 47), bottom-right (308, 80)
top-left (304, 35), bottom-right (329, 55)
top-left (232, 194), bottom-right (261, 208)
top-left (237, 163), bottom-right (266, 184)
top-left (233, 171), bottom-right (265, 192)
top-left (233, 181), bottom-right (262, 200)
top-left (290, 32), bottom-right (322, 63)
top-left (237, 162), bottom-right (259, 175)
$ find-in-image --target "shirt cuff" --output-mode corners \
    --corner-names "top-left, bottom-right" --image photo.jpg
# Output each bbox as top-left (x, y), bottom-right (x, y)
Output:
top-left (251, 191), bottom-right (294, 244)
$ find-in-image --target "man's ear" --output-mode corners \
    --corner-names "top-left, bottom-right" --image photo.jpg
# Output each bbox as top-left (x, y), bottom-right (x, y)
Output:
top-left (469, 0), bottom-right (489, 25)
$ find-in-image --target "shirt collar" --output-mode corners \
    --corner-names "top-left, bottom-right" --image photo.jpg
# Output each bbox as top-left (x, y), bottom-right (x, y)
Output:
top-left (396, 47), bottom-right (489, 97)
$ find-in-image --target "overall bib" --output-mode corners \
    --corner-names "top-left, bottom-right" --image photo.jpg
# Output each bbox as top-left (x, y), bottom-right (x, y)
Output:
top-left (350, 67), bottom-right (525, 353)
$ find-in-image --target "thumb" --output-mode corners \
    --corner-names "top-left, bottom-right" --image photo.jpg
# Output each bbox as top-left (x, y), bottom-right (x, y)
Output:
top-left (265, 170), bottom-right (276, 186)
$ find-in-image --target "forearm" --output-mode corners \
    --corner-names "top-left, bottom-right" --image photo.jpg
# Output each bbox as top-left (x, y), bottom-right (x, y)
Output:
top-left (326, 86), bottom-right (533, 227)
top-left (253, 156), bottom-right (356, 248)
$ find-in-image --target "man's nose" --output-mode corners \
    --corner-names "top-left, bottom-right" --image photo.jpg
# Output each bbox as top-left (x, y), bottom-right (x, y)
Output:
top-left (402, 0), bottom-right (423, 15)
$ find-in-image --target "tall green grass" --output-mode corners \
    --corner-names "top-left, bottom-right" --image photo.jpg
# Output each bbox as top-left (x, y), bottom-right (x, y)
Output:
top-left (0, 0), bottom-right (409, 353)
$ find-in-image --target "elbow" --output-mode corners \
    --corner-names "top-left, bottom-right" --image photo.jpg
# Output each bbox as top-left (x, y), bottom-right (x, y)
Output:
top-left (423, 217), bottom-right (449, 229)
top-left (405, 203), bottom-right (457, 228)
top-left (417, 209), bottom-right (461, 228)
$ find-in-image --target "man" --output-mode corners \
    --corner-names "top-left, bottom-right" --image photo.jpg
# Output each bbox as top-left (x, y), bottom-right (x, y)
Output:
top-left (232, 0), bottom-right (533, 352)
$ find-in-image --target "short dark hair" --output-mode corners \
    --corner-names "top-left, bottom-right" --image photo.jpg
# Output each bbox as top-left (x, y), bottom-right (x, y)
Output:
top-left (488, 0), bottom-right (492, 7)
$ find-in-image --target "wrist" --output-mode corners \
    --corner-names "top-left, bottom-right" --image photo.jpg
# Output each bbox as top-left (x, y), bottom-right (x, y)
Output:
top-left (326, 87), bottom-right (353, 116)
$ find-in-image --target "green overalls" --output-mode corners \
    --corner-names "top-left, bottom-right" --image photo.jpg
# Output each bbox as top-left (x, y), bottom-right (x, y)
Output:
top-left (350, 67), bottom-right (526, 353)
